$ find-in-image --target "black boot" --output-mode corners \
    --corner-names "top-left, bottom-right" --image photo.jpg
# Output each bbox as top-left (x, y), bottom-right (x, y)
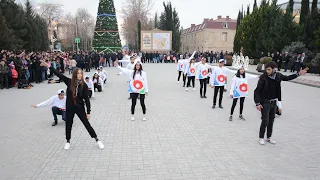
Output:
top-left (52, 120), bottom-right (58, 126)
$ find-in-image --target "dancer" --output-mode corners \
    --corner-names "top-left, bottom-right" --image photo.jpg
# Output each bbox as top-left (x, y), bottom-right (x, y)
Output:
top-left (84, 76), bottom-right (94, 98)
top-left (184, 58), bottom-right (198, 91)
top-left (99, 66), bottom-right (108, 82)
top-left (31, 89), bottom-right (66, 126)
top-left (254, 61), bottom-right (308, 145)
top-left (210, 59), bottom-right (234, 109)
top-left (93, 72), bottom-right (104, 92)
top-left (177, 55), bottom-right (185, 84)
top-left (196, 57), bottom-right (211, 98)
top-left (229, 66), bottom-right (258, 121)
top-left (40, 60), bottom-right (104, 150)
top-left (114, 60), bottom-right (148, 121)
top-left (97, 67), bottom-right (106, 84)
top-left (182, 52), bottom-right (196, 87)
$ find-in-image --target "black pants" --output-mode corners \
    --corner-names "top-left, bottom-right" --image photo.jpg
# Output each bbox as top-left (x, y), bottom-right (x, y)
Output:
top-left (177, 71), bottom-right (182, 81)
top-left (183, 74), bottom-right (187, 86)
top-left (0, 74), bottom-right (8, 88)
top-left (284, 63), bottom-right (288, 72)
top-left (230, 97), bottom-right (245, 115)
top-left (52, 106), bottom-right (66, 121)
top-left (85, 63), bottom-right (90, 72)
top-left (199, 79), bottom-right (207, 96)
top-left (277, 62), bottom-right (282, 71)
top-left (88, 90), bottom-right (93, 98)
top-left (259, 100), bottom-right (277, 138)
top-left (35, 70), bottom-right (41, 83)
top-left (213, 86), bottom-right (224, 106)
top-left (187, 76), bottom-right (195, 88)
top-left (94, 83), bottom-right (102, 92)
top-left (66, 107), bottom-right (97, 141)
top-left (131, 93), bottom-right (146, 115)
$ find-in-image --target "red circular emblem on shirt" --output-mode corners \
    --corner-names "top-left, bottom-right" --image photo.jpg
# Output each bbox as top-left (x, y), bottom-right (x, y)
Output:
top-left (217, 75), bottom-right (226, 82)
top-left (190, 68), bottom-right (195, 74)
top-left (202, 70), bottom-right (208, 76)
top-left (239, 83), bottom-right (248, 92)
top-left (133, 80), bottom-right (143, 90)
top-left (180, 64), bottom-right (183, 69)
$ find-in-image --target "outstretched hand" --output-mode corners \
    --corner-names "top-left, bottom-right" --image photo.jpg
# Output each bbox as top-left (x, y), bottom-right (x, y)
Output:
top-left (299, 67), bottom-right (309, 75)
top-left (40, 60), bottom-right (49, 67)
top-left (114, 60), bottom-right (119, 67)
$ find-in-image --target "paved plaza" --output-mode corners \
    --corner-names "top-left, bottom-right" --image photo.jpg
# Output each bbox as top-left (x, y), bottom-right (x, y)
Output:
top-left (0, 63), bottom-right (319, 180)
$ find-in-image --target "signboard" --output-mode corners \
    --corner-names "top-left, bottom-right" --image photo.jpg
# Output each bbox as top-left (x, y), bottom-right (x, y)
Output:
top-left (74, 38), bottom-right (80, 43)
top-left (141, 30), bottom-right (172, 52)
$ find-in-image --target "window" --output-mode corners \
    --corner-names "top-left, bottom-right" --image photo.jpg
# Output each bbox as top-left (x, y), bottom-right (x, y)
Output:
top-left (222, 32), bottom-right (227, 42)
top-left (222, 22), bottom-right (228, 28)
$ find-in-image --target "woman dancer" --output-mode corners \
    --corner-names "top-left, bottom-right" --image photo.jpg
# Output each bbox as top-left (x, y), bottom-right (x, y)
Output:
top-left (114, 60), bottom-right (148, 121)
top-left (177, 55), bottom-right (185, 84)
top-left (93, 72), bottom-right (104, 92)
top-left (40, 60), bottom-right (104, 150)
top-left (196, 57), bottom-right (211, 98)
top-left (184, 58), bottom-right (200, 91)
top-left (229, 66), bottom-right (258, 121)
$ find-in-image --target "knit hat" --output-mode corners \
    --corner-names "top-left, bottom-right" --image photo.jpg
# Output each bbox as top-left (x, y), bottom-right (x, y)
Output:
top-left (58, 89), bottom-right (65, 95)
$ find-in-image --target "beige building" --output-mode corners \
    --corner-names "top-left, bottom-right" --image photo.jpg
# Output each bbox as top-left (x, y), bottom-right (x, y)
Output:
top-left (279, 1), bottom-right (320, 23)
top-left (181, 16), bottom-right (237, 53)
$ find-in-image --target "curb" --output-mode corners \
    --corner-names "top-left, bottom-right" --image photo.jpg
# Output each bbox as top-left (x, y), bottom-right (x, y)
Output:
top-left (227, 67), bottom-right (320, 88)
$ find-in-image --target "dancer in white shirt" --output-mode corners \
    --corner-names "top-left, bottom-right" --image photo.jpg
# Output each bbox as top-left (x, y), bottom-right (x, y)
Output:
top-left (229, 66), bottom-right (258, 121)
top-left (177, 55), bottom-right (185, 84)
top-left (31, 89), bottom-right (66, 126)
top-left (99, 66), bottom-right (108, 82)
top-left (196, 57), bottom-right (212, 98)
top-left (97, 68), bottom-right (106, 84)
top-left (114, 60), bottom-right (148, 121)
top-left (93, 72), bottom-right (104, 92)
top-left (84, 76), bottom-right (94, 98)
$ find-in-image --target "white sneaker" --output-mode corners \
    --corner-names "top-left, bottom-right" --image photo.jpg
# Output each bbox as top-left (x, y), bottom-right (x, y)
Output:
top-left (64, 143), bottom-right (70, 150)
top-left (97, 141), bottom-right (104, 149)
top-left (267, 138), bottom-right (276, 145)
top-left (177, 81), bottom-right (180, 84)
top-left (186, 88), bottom-right (188, 91)
top-left (131, 116), bottom-right (135, 121)
top-left (142, 117), bottom-right (147, 121)
top-left (193, 88), bottom-right (196, 91)
top-left (259, 139), bottom-right (265, 145)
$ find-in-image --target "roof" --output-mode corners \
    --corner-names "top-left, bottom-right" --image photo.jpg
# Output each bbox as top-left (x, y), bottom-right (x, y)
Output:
top-left (182, 17), bottom-right (237, 34)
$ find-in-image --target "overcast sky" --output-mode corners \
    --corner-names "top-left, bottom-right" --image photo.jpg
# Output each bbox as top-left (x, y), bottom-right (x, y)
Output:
top-left (26, 0), bottom-right (289, 28)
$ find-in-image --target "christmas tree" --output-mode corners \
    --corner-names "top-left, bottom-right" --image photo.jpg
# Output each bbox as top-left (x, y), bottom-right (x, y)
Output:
top-left (92, 0), bottom-right (122, 53)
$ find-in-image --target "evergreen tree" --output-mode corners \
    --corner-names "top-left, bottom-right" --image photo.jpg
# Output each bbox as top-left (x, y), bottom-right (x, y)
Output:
top-left (154, 12), bottom-right (159, 28)
top-left (287, 0), bottom-right (294, 14)
top-left (137, 20), bottom-right (141, 51)
top-left (253, 0), bottom-right (258, 10)
top-left (92, 0), bottom-right (122, 53)
top-left (311, 0), bottom-right (318, 13)
top-left (300, 0), bottom-right (310, 24)
top-left (247, 5), bottom-right (250, 16)
top-left (233, 11), bottom-right (242, 53)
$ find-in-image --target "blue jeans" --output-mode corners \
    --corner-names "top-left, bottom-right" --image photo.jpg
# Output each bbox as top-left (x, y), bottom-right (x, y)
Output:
top-left (25, 69), bottom-right (30, 80)
top-left (52, 106), bottom-right (66, 121)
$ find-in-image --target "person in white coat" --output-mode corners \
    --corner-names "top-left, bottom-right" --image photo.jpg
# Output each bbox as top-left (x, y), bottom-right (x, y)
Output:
top-left (97, 68), bottom-right (106, 84)
top-left (196, 57), bottom-right (212, 98)
top-left (31, 89), bottom-right (66, 126)
top-left (114, 60), bottom-right (148, 121)
top-left (99, 66), bottom-right (108, 83)
top-left (177, 55), bottom-right (185, 84)
top-left (229, 66), bottom-right (258, 121)
top-left (84, 76), bottom-right (94, 98)
top-left (92, 72), bottom-right (104, 92)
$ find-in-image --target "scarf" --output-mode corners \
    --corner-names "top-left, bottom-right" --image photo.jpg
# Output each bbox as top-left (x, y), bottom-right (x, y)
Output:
top-left (268, 69), bottom-right (277, 80)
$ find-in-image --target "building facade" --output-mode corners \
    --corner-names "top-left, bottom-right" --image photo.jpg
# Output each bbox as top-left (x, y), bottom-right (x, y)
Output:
top-left (181, 16), bottom-right (237, 53)
top-left (279, 1), bottom-right (320, 23)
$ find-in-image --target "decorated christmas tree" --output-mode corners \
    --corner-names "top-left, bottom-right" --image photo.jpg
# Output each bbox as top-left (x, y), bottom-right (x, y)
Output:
top-left (92, 0), bottom-right (122, 53)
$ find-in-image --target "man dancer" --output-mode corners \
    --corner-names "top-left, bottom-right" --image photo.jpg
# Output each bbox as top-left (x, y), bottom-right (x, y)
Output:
top-left (31, 89), bottom-right (67, 126)
top-left (210, 59), bottom-right (228, 109)
top-left (254, 61), bottom-right (308, 145)
top-left (177, 55), bottom-right (185, 84)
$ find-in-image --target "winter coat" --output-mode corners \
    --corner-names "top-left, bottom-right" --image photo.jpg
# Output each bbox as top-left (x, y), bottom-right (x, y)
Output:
top-left (0, 64), bottom-right (8, 74)
top-left (12, 69), bottom-right (18, 78)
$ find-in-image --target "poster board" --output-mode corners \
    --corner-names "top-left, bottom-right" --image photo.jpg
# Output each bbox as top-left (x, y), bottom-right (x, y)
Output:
top-left (141, 30), bottom-right (172, 52)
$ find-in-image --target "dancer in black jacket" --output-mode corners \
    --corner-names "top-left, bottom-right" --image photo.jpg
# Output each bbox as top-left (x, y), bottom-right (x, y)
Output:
top-left (40, 60), bottom-right (104, 150)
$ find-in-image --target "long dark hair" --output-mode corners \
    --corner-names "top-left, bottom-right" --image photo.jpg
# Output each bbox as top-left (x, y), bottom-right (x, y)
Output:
top-left (133, 63), bottom-right (143, 80)
top-left (71, 68), bottom-right (84, 103)
top-left (93, 73), bottom-right (100, 84)
top-left (236, 69), bottom-right (245, 78)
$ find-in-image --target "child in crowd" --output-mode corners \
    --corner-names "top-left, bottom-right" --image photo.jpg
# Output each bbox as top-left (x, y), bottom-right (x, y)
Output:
top-left (11, 65), bottom-right (18, 86)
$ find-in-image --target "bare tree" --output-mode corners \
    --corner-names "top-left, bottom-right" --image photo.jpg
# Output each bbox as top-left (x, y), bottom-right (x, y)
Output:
top-left (37, 3), bottom-right (64, 27)
top-left (75, 8), bottom-right (95, 51)
top-left (120, 0), bottom-right (154, 48)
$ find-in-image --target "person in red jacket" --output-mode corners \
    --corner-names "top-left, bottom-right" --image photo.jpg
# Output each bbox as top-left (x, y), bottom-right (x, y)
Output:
top-left (11, 65), bottom-right (18, 86)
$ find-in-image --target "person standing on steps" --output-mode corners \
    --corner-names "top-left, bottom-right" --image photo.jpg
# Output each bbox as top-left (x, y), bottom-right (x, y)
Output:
top-left (31, 89), bottom-right (67, 126)
top-left (229, 66), bottom-right (258, 121)
top-left (177, 55), bottom-right (185, 84)
top-left (196, 57), bottom-right (212, 98)
top-left (114, 60), bottom-right (148, 121)
top-left (254, 61), bottom-right (308, 145)
top-left (39, 60), bottom-right (104, 150)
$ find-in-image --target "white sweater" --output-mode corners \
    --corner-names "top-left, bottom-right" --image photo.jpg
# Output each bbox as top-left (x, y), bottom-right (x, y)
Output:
top-left (177, 59), bottom-right (184, 71)
top-left (184, 62), bottom-right (201, 77)
top-left (230, 74), bottom-right (258, 98)
top-left (117, 66), bottom-right (148, 94)
top-left (37, 95), bottom-right (66, 109)
top-left (209, 66), bottom-right (237, 87)
top-left (196, 63), bottom-right (212, 79)
top-left (84, 79), bottom-right (95, 97)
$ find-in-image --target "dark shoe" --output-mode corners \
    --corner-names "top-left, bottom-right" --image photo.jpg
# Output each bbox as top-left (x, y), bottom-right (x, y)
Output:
top-left (239, 114), bottom-right (246, 121)
top-left (52, 120), bottom-right (58, 126)
top-left (200, 95), bottom-right (203, 98)
top-left (219, 105), bottom-right (223, 109)
top-left (183, 85), bottom-right (185, 87)
top-left (203, 96), bottom-right (207, 98)
top-left (229, 115), bottom-right (233, 121)
top-left (212, 105), bottom-right (216, 109)
top-left (128, 97), bottom-right (132, 100)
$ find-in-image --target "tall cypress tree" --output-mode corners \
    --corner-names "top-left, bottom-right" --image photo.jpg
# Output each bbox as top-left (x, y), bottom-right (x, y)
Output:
top-left (253, 0), bottom-right (258, 10)
top-left (137, 20), bottom-right (141, 51)
top-left (233, 11), bottom-right (242, 53)
top-left (287, 0), bottom-right (294, 14)
top-left (300, 0), bottom-right (310, 24)
top-left (247, 5), bottom-right (250, 16)
top-left (311, 0), bottom-right (318, 13)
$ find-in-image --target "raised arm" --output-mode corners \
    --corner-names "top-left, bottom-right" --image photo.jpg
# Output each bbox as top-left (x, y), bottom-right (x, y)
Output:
top-left (143, 72), bottom-right (149, 93)
top-left (246, 73), bottom-right (259, 80)
top-left (36, 96), bottom-right (55, 108)
top-left (229, 77), bottom-right (236, 96)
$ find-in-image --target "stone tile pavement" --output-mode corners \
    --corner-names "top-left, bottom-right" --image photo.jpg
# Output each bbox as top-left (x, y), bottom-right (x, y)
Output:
top-left (0, 63), bottom-right (319, 180)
